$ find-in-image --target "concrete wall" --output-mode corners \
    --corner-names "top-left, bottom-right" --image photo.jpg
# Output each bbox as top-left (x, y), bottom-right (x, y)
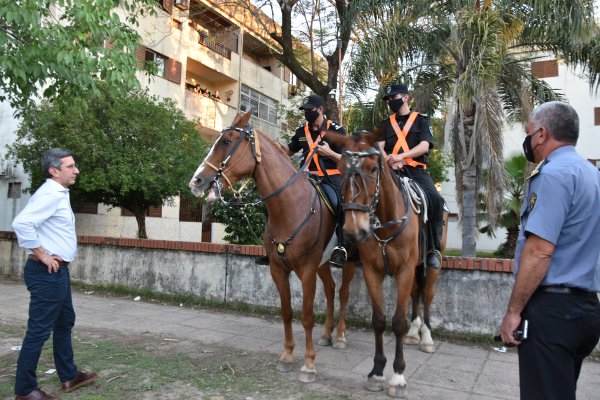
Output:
top-left (3, 234), bottom-right (598, 353)
top-left (0, 234), bottom-right (513, 336)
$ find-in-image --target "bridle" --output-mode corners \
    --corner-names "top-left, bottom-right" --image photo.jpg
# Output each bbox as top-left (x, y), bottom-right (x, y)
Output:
top-left (340, 146), bottom-right (411, 276)
top-left (340, 147), bottom-right (383, 228)
top-left (201, 125), bottom-right (325, 264)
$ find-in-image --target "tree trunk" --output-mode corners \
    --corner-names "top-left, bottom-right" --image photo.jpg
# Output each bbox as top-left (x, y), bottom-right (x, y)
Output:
top-left (461, 164), bottom-right (478, 256)
top-left (134, 211), bottom-right (147, 239)
top-left (504, 225), bottom-right (520, 258)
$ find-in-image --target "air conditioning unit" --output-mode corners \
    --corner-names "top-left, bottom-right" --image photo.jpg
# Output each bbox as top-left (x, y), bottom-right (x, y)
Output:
top-left (174, 0), bottom-right (189, 10)
top-left (0, 160), bottom-right (10, 178)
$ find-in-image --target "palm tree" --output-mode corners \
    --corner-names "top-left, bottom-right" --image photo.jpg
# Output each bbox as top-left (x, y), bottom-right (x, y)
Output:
top-left (479, 153), bottom-right (527, 258)
top-left (348, 0), bottom-right (599, 256)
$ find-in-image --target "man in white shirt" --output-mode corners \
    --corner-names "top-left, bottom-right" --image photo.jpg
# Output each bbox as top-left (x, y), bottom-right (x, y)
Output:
top-left (12, 148), bottom-right (97, 400)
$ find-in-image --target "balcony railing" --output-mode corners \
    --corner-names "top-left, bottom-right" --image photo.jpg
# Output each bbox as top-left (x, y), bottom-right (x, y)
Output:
top-left (198, 34), bottom-right (232, 60)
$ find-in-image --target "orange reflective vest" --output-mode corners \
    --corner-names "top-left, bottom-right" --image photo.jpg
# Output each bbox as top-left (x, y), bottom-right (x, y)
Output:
top-left (303, 120), bottom-right (340, 176)
top-left (389, 112), bottom-right (427, 169)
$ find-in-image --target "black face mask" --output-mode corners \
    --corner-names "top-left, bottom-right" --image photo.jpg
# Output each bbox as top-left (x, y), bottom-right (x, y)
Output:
top-left (305, 110), bottom-right (320, 124)
top-left (522, 129), bottom-right (540, 163)
top-left (388, 98), bottom-right (404, 113)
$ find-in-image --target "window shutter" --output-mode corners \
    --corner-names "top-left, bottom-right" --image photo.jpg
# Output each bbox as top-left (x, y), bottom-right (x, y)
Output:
top-left (165, 58), bottom-right (182, 84)
top-left (531, 60), bottom-right (558, 78)
top-left (594, 107), bottom-right (600, 126)
top-left (134, 47), bottom-right (146, 68)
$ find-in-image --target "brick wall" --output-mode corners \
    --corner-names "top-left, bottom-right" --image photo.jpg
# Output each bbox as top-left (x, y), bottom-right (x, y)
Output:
top-left (0, 231), bottom-right (515, 272)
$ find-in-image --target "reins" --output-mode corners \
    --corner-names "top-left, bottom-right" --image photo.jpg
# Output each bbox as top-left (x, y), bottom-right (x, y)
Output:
top-left (203, 125), bottom-right (326, 266)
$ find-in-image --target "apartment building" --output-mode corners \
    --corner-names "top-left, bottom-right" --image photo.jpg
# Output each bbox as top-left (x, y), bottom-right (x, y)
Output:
top-left (0, 0), bottom-right (304, 242)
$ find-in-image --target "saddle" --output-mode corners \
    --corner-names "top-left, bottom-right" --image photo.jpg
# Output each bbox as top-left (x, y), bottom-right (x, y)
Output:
top-left (391, 171), bottom-right (429, 225)
top-left (308, 174), bottom-right (339, 218)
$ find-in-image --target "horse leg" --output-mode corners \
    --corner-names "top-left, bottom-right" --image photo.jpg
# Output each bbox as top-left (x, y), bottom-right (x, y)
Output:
top-left (334, 261), bottom-right (356, 350)
top-left (362, 266), bottom-right (387, 392)
top-left (316, 265), bottom-right (335, 347)
top-left (270, 265), bottom-right (296, 373)
top-left (404, 265), bottom-right (423, 345)
top-left (419, 267), bottom-right (440, 353)
top-left (297, 268), bottom-right (318, 383)
top-left (388, 269), bottom-right (416, 399)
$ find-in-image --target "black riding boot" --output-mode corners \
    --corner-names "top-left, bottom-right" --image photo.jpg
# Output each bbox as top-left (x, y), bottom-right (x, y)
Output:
top-left (329, 223), bottom-right (348, 268)
top-left (426, 220), bottom-right (444, 269)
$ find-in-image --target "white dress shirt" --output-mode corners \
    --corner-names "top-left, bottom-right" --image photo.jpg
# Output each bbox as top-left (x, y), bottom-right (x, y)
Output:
top-left (12, 179), bottom-right (77, 262)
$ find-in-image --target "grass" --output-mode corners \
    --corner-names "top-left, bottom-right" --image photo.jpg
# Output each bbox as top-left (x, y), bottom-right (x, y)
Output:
top-left (444, 249), bottom-right (500, 258)
top-left (0, 323), bottom-right (347, 400)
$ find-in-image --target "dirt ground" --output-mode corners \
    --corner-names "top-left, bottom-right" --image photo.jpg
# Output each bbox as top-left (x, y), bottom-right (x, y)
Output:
top-left (0, 322), bottom-right (386, 400)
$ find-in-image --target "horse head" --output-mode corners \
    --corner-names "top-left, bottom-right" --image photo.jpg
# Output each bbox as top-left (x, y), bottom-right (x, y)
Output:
top-left (327, 128), bottom-right (385, 243)
top-left (189, 110), bottom-right (258, 202)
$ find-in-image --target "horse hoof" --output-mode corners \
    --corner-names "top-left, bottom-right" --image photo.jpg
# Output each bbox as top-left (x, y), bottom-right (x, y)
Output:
top-left (298, 366), bottom-right (317, 383)
top-left (403, 335), bottom-right (420, 345)
top-left (365, 375), bottom-right (386, 392)
top-left (419, 343), bottom-right (436, 353)
top-left (333, 339), bottom-right (347, 350)
top-left (317, 337), bottom-right (333, 346)
top-left (275, 360), bottom-right (295, 373)
top-left (387, 384), bottom-right (408, 398)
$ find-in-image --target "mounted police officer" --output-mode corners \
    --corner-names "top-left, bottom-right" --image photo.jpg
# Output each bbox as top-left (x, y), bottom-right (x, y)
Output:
top-left (255, 94), bottom-right (349, 267)
top-left (499, 101), bottom-right (600, 400)
top-left (377, 84), bottom-right (445, 268)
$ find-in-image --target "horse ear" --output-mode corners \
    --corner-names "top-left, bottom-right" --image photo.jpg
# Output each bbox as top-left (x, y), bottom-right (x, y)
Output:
top-left (325, 130), bottom-right (347, 148)
top-left (236, 109), bottom-right (253, 128)
top-left (362, 127), bottom-right (384, 146)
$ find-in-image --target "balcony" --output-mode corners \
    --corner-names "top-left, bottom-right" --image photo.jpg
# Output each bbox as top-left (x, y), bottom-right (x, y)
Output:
top-left (183, 90), bottom-right (238, 134)
top-left (198, 33), bottom-right (231, 60)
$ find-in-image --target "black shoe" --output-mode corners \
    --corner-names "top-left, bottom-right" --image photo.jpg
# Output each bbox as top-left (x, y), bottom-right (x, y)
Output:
top-left (426, 250), bottom-right (442, 269)
top-left (329, 246), bottom-right (347, 268)
top-left (255, 255), bottom-right (270, 265)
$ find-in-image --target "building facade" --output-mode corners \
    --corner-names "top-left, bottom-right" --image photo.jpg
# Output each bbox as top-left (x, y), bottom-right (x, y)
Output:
top-left (0, 0), bottom-right (304, 242)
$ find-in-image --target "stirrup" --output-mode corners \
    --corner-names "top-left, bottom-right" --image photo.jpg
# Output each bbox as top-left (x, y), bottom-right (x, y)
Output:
top-left (329, 246), bottom-right (347, 268)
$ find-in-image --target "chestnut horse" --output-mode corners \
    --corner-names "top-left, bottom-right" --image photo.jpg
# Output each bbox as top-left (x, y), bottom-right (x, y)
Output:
top-left (404, 204), bottom-right (448, 353)
top-left (328, 130), bottom-right (440, 397)
top-left (188, 111), bottom-right (355, 383)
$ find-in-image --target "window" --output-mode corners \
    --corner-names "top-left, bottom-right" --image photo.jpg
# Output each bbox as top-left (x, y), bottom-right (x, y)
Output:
top-left (122, 206), bottom-right (163, 218)
top-left (7, 182), bottom-right (21, 198)
top-left (240, 85), bottom-right (278, 125)
top-left (146, 50), bottom-right (166, 77)
top-left (179, 197), bottom-right (202, 222)
top-left (531, 59), bottom-right (559, 78)
top-left (594, 107), bottom-right (600, 126)
top-left (72, 201), bottom-right (98, 214)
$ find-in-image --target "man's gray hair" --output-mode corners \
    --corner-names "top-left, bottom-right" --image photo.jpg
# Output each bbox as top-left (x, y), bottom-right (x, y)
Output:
top-left (41, 148), bottom-right (72, 178)
top-left (529, 101), bottom-right (579, 144)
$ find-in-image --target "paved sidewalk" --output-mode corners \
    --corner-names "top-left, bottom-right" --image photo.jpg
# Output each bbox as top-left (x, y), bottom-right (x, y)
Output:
top-left (1, 280), bottom-right (599, 400)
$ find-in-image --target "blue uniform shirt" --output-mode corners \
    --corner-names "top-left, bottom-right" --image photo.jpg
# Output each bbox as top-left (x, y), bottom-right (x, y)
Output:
top-left (514, 146), bottom-right (600, 292)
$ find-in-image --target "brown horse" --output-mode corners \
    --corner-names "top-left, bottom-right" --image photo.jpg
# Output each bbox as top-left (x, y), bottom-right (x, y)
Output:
top-left (404, 205), bottom-right (448, 353)
top-left (328, 130), bottom-right (434, 397)
top-left (188, 111), bottom-right (355, 383)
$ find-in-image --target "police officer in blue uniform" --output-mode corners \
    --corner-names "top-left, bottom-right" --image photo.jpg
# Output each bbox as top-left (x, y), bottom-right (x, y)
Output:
top-left (255, 94), bottom-right (349, 267)
top-left (378, 84), bottom-right (445, 268)
top-left (499, 101), bottom-right (600, 400)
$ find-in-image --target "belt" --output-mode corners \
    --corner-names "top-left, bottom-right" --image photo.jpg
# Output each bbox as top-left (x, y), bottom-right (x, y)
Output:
top-left (28, 254), bottom-right (68, 266)
top-left (539, 285), bottom-right (596, 297)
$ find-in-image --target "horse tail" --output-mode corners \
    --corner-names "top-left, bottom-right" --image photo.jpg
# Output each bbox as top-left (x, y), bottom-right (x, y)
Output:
top-left (415, 262), bottom-right (426, 297)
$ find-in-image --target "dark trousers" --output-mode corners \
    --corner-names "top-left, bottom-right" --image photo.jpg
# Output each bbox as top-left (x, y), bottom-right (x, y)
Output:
top-left (402, 167), bottom-right (445, 252)
top-left (15, 260), bottom-right (78, 396)
top-left (518, 289), bottom-right (600, 400)
top-left (318, 174), bottom-right (346, 246)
